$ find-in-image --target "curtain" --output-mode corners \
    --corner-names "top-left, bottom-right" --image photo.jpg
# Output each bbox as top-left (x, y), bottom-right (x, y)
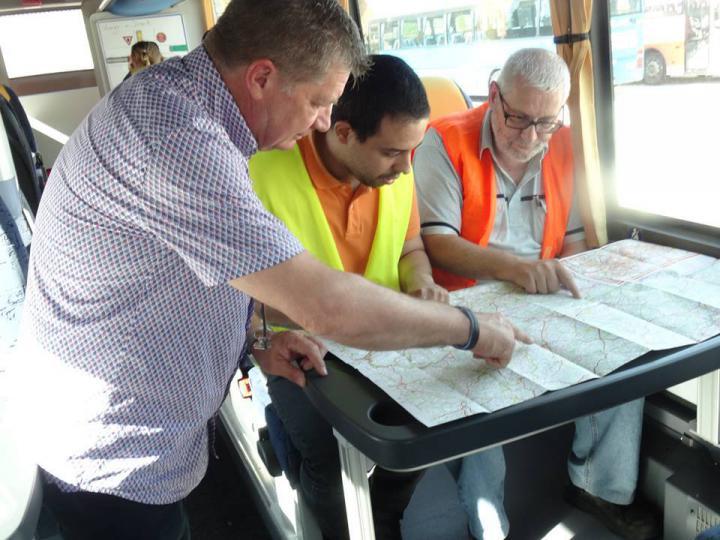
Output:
top-left (551, 0), bottom-right (607, 247)
top-left (202, 0), bottom-right (215, 30)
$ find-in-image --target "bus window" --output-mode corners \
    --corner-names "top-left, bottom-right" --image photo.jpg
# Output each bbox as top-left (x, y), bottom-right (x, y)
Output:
top-left (401, 16), bottom-right (422, 48)
top-left (208, 0), bottom-right (231, 24)
top-left (506, 0), bottom-right (539, 39)
top-left (382, 19), bottom-right (400, 50)
top-left (538, 0), bottom-right (553, 36)
top-left (448, 9), bottom-right (473, 44)
top-left (0, 10), bottom-right (93, 79)
top-left (609, 0), bottom-right (645, 85)
top-left (612, 1), bottom-right (720, 228)
top-left (360, 0), bottom-right (556, 100)
top-left (642, 0), bottom-right (720, 83)
top-left (361, 0), bottom-right (643, 100)
top-left (422, 12), bottom-right (447, 47)
top-left (367, 22), bottom-right (381, 53)
top-left (685, 0), bottom-right (712, 72)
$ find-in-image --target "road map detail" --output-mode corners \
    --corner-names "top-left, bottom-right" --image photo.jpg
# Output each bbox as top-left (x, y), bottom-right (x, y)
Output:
top-left (326, 240), bottom-right (720, 427)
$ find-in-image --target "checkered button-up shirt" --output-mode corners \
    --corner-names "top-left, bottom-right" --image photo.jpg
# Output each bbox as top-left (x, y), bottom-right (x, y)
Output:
top-left (16, 46), bottom-right (303, 504)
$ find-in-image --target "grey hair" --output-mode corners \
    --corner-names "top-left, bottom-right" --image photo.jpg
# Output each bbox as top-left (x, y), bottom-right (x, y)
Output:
top-left (205, 0), bottom-right (369, 83)
top-left (497, 48), bottom-right (570, 101)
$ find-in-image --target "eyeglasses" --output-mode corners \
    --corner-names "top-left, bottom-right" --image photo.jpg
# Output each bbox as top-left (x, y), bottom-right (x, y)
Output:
top-left (496, 88), bottom-right (564, 135)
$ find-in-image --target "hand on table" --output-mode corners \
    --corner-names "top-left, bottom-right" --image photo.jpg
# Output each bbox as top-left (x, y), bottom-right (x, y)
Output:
top-left (252, 331), bottom-right (328, 387)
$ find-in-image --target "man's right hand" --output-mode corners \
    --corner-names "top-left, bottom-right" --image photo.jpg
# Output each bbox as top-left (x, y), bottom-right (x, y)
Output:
top-left (502, 259), bottom-right (581, 298)
top-left (471, 313), bottom-right (532, 368)
top-left (252, 331), bottom-right (328, 387)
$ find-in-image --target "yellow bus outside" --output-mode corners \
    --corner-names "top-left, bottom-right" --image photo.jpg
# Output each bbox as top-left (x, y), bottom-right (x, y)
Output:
top-left (643, 0), bottom-right (720, 83)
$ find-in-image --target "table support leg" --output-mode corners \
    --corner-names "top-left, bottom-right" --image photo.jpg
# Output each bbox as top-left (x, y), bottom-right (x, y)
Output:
top-left (334, 430), bottom-right (376, 540)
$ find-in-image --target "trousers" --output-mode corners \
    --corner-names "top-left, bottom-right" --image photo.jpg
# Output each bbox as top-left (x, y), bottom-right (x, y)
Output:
top-left (447, 399), bottom-right (645, 539)
top-left (268, 375), bottom-right (422, 540)
top-left (41, 473), bottom-right (191, 540)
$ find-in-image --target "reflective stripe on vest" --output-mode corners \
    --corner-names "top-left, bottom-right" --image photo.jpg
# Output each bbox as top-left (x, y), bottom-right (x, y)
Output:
top-left (249, 144), bottom-right (413, 291)
top-left (430, 102), bottom-right (574, 291)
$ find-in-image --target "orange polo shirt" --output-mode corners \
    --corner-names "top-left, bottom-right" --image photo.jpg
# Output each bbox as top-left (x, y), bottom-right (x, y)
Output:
top-left (297, 134), bottom-right (420, 275)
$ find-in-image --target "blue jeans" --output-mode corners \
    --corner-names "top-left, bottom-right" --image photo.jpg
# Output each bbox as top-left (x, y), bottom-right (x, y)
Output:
top-left (697, 525), bottom-right (720, 539)
top-left (447, 399), bottom-right (645, 540)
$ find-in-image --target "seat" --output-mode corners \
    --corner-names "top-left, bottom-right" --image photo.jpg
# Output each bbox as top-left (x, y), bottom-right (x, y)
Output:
top-left (0, 114), bottom-right (42, 540)
top-left (0, 104), bottom-right (31, 363)
top-left (0, 85), bottom-right (47, 215)
top-left (420, 76), bottom-right (473, 121)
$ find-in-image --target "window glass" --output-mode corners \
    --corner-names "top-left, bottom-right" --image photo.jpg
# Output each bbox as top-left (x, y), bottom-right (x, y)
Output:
top-left (382, 19), bottom-right (400, 50)
top-left (0, 10), bottom-right (94, 78)
top-left (361, 0), bottom-right (555, 100)
top-left (611, 0), bottom-right (720, 227)
top-left (449, 10), bottom-right (474, 44)
top-left (210, 0), bottom-right (232, 23)
top-left (401, 16), bottom-right (422, 48)
top-left (610, 0), bottom-right (643, 16)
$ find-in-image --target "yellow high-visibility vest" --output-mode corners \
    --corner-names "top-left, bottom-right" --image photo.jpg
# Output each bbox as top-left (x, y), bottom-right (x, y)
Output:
top-left (249, 144), bottom-right (414, 291)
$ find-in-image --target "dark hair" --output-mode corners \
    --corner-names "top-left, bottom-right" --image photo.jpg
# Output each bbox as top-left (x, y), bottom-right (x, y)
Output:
top-left (331, 55), bottom-right (430, 142)
top-left (130, 41), bottom-right (163, 69)
top-left (205, 0), bottom-right (368, 82)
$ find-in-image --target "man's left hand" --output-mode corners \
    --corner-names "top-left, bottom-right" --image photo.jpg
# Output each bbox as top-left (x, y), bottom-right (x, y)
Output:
top-left (252, 331), bottom-right (328, 387)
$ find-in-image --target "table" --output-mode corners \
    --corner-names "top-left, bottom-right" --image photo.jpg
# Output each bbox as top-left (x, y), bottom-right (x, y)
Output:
top-left (305, 335), bottom-right (720, 540)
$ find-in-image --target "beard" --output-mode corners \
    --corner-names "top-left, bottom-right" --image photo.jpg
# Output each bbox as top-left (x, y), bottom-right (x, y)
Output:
top-left (508, 141), bottom-right (545, 163)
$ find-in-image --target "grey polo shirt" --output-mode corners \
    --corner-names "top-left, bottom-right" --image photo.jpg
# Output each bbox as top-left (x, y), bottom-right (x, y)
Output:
top-left (413, 110), bottom-right (584, 260)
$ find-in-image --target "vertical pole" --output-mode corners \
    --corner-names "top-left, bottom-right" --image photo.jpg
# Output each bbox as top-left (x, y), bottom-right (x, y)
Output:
top-left (697, 370), bottom-right (720, 446)
top-left (334, 430), bottom-right (376, 540)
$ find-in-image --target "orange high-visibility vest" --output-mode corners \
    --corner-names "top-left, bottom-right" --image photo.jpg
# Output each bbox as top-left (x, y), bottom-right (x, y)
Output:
top-left (429, 102), bottom-right (574, 291)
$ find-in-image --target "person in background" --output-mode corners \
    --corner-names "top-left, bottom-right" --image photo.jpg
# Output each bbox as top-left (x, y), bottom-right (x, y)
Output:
top-left (124, 40), bottom-right (164, 80)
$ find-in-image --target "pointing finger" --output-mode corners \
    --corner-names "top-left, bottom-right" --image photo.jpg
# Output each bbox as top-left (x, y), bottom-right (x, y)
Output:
top-left (557, 264), bottom-right (581, 299)
top-left (512, 324), bottom-right (533, 344)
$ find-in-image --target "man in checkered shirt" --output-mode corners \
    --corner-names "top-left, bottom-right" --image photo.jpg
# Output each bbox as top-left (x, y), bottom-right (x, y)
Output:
top-left (12, 1), bottom-right (528, 538)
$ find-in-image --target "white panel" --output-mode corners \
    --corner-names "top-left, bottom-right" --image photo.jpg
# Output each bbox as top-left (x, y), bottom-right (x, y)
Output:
top-left (95, 13), bottom-right (188, 91)
top-left (697, 370), bottom-right (720, 445)
top-left (86, 0), bottom-right (206, 96)
top-left (667, 379), bottom-right (698, 405)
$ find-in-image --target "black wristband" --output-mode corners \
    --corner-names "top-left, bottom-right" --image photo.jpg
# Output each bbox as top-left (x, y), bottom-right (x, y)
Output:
top-left (453, 306), bottom-right (480, 351)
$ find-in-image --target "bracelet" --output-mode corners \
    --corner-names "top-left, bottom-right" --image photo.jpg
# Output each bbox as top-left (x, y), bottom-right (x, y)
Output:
top-left (453, 306), bottom-right (480, 351)
top-left (251, 303), bottom-right (272, 351)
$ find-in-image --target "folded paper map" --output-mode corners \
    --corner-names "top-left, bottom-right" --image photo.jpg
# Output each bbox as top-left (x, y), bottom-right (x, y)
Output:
top-left (326, 240), bottom-right (720, 427)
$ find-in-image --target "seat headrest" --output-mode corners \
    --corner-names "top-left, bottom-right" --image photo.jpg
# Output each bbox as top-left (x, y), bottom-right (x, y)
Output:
top-left (420, 77), bottom-right (472, 121)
